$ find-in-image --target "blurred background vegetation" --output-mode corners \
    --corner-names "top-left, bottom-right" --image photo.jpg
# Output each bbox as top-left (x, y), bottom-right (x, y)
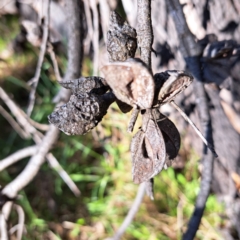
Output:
top-left (0, 0), bottom-right (237, 239)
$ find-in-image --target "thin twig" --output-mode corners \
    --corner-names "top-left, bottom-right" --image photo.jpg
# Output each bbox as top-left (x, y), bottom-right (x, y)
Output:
top-left (90, 0), bottom-right (99, 75)
top-left (0, 213), bottom-right (8, 240)
top-left (0, 105), bottom-right (29, 139)
top-left (111, 183), bottom-right (146, 240)
top-left (220, 100), bottom-right (240, 134)
top-left (27, 0), bottom-right (50, 116)
top-left (99, 0), bottom-right (110, 44)
top-left (47, 153), bottom-right (81, 196)
top-left (0, 87), bottom-right (49, 133)
top-left (170, 101), bottom-right (218, 157)
top-left (0, 87), bottom-right (37, 136)
top-left (0, 146), bottom-right (37, 172)
top-left (83, 0), bottom-right (93, 55)
top-left (2, 125), bottom-right (59, 199)
top-left (13, 204), bottom-right (25, 240)
top-left (27, 119), bottom-right (50, 132)
top-left (48, 42), bottom-right (62, 82)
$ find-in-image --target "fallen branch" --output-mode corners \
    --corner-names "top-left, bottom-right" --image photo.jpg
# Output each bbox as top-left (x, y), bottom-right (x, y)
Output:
top-left (0, 213), bottom-right (8, 240)
top-left (47, 153), bottom-right (81, 197)
top-left (12, 204), bottom-right (25, 240)
top-left (0, 146), bottom-right (37, 172)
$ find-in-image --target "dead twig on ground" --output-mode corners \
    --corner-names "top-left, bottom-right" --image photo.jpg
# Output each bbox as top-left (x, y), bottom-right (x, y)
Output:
top-left (0, 213), bottom-right (8, 240)
top-left (0, 146), bottom-right (37, 172)
top-left (11, 204), bottom-right (25, 240)
top-left (0, 105), bottom-right (28, 139)
top-left (47, 153), bottom-right (81, 197)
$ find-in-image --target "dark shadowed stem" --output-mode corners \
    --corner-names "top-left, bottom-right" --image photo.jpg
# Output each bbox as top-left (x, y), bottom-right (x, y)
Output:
top-left (167, 0), bottom-right (215, 239)
top-left (27, 0), bottom-right (50, 116)
top-left (2, 0), bottom-right (83, 224)
top-left (112, 0), bottom-right (153, 238)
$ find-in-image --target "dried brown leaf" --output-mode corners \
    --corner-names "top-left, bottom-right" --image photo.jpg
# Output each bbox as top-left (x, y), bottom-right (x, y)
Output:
top-left (130, 110), bottom-right (166, 184)
top-left (154, 110), bottom-right (181, 160)
top-left (101, 59), bottom-right (155, 109)
top-left (154, 70), bottom-right (193, 105)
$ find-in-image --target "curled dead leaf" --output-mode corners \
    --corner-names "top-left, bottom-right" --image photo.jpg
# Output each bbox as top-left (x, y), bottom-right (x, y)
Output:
top-left (101, 58), bottom-right (155, 110)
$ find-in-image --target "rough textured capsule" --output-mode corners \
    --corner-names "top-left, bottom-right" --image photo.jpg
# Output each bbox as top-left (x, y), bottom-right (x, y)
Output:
top-left (107, 11), bottom-right (137, 62)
